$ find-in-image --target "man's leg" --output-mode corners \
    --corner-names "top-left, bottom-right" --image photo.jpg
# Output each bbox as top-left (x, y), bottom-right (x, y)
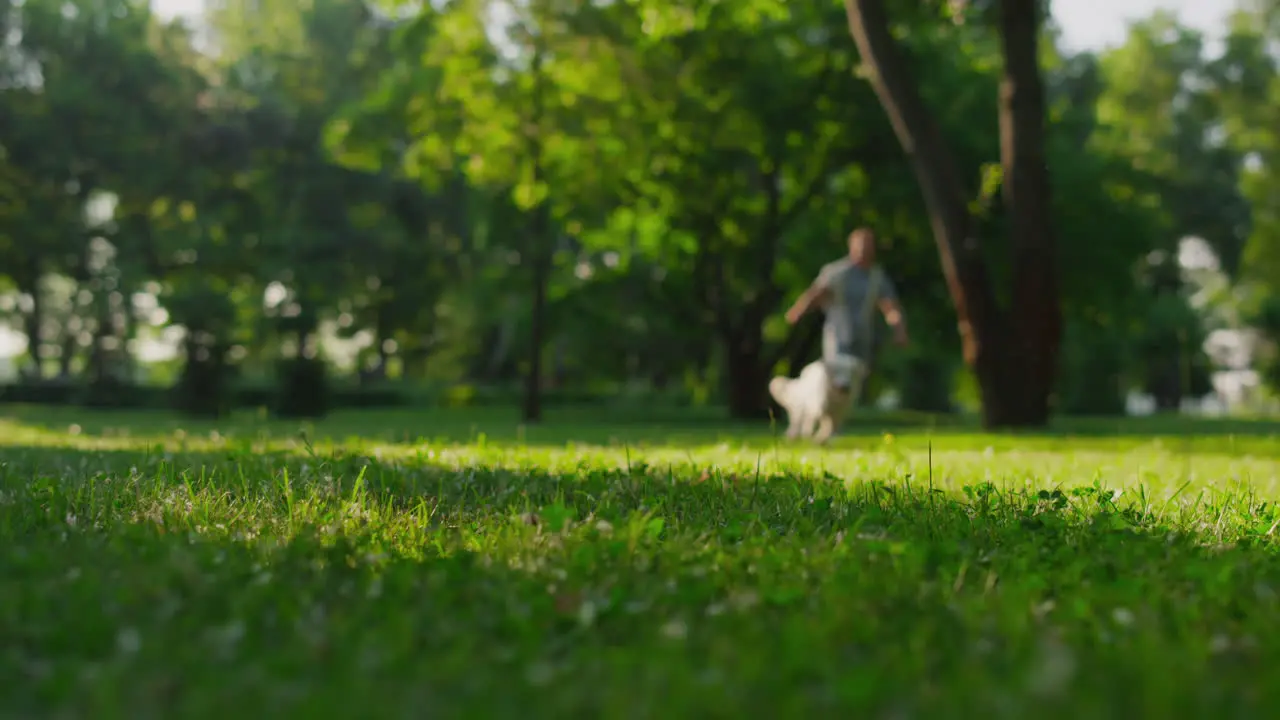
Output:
top-left (821, 332), bottom-right (855, 393)
top-left (857, 335), bottom-right (882, 407)
top-left (818, 342), bottom-right (866, 443)
top-left (827, 384), bottom-right (857, 437)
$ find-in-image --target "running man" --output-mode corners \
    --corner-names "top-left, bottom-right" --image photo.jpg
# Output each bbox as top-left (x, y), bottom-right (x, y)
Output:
top-left (784, 227), bottom-right (909, 392)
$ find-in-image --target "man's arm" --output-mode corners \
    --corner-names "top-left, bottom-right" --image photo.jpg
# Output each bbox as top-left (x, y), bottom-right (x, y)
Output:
top-left (879, 296), bottom-right (907, 332)
top-left (876, 275), bottom-right (909, 345)
top-left (785, 283), bottom-right (831, 324)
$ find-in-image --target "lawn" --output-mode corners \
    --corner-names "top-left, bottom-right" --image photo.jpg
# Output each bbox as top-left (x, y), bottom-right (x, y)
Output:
top-left (3, 404), bottom-right (1280, 718)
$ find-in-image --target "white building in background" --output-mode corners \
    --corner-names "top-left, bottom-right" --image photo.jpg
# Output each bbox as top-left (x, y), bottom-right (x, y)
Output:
top-left (1205, 328), bottom-right (1265, 411)
top-left (0, 326), bottom-right (20, 382)
top-left (1136, 236), bottom-right (1269, 416)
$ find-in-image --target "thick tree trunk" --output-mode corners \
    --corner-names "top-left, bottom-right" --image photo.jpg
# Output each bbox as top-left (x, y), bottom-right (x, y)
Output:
top-left (995, 0), bottom-right (1062, 425)
top-left (841, 0), bottom-right (1060, 428)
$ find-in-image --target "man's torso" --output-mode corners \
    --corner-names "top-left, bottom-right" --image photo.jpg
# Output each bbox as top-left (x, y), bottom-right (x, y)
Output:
top-left (818, 258), bottom-right (883, 357)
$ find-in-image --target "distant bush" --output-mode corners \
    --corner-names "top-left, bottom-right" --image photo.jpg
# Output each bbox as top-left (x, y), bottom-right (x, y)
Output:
top-left (463, 383), bottom-right (613, 407)
top-left (897, 352), bottom-right (956, 414)
top-left (234, 383), bottom-right (275, 410)
top-left (0, 379), bottom-right (78, 405)
top-left (1252, 295), bottom-right (1280, 392)
top-left (1137, 293), bottom-right (1215, 411)
top-left (0, 375), bottom-right (705, 414)
top-left (0, 376), bottom-right (412, 413)
top-left (1057, 319), bottom-right (1128, 417)
top-left (331, 384), bottom-right (411, 408)
top-left (80, 378), bottom-right (168, 410)
top-left (274, 357), bottom-right (330, 419)
top-left (1, 378), bottom-right (169, 411)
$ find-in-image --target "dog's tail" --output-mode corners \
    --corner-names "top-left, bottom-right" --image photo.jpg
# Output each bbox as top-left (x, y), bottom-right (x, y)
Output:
top-left (768, 376), bottom-right (791, 406)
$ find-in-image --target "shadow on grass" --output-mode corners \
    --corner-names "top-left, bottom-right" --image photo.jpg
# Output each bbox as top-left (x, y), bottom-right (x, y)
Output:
top-left (4, 439), bottom-right (1280, 716)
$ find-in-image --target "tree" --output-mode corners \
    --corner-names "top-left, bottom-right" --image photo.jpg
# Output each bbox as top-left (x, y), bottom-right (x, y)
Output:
top-left (0, 0), bottom-right (206, 385)
top-left (1214, 4), bottom-right (1280, 395)
top-left (204, 0), bottom-right (407, 415)
top-left (840, 0), bottom-right (1061, 428)
top-left (343, 0), bottom-right (643, 421)
top-left (1093, 12), bottom-right (1254, 275)
top-left (610, 2), bottom-right (909, 418)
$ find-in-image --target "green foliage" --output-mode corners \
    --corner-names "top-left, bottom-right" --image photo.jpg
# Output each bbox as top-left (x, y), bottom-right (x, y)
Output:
top-left (0, 378), bottom-right (165, 409)
top-left (1091, 11), bottom-right (1254, 274)
top-left (1056, 318), bottom-right (1129, 417)
top-left (0, 0), bottom-right (1274, 419)
top-left (896, 349), bottom-right (957, 414)
top-left (1136, 291), bottom-right (1216, 409)
top-left (1251, 295), bottom-right (1280, 390)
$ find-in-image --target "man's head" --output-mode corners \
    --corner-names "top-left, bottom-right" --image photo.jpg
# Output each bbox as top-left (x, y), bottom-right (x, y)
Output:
top-left (847, 228), bottom-right (877, 267)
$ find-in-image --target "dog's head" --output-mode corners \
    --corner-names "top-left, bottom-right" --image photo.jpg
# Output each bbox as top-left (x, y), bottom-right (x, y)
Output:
top-left (824, 354), bottom-right (867, 389)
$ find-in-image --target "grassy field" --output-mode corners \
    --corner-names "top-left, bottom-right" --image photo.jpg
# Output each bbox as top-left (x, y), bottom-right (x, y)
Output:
top-left (3, 403), bottom-right (1280, 718)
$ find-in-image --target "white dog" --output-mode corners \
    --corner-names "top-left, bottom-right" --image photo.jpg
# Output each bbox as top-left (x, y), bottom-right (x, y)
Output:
top-left (768, 355), bottom-right (867, 444)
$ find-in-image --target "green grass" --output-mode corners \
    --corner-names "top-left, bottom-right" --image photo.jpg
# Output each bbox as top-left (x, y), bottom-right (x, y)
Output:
top-left (3, 404), bottom-right (1280, 718)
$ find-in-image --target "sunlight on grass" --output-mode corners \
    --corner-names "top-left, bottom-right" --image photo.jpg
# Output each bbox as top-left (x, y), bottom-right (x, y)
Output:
top-left (3, 406), bottom-right (1280, 716)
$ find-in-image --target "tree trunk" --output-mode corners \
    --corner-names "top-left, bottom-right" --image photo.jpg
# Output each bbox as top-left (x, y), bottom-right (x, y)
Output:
top-left (482, 304), bottom-right (518, 380)
top-left (552, 336), bottom-right (569, 389)
top-left (120, 287), bottom-right (137, 384)
top-left (722, 321), bottom-right (771, 419)
top-left (724, 353), bottom-right (769, 419)
top-left (367, 304), bottom-right (392, 381)
top-left (20, 269), bottom-right (44, 380)
top-left (59, 335), bottom-right (76, 378)
top-left (522, 39), bottom-right (552, 424)
top-left (841, 0), bottom-right (1060, 428)
top-left (1146, 358), bottom-right (1182, 412)
top-left (88, 311), bottom-right (108, 385)
top-left (783, 314), bottom-right (823, 377)
top-left (59, 244), bottom-right (90, 381)
top-left (726, 364), bottom-right (769, 418)
top-left (523, 207), bottom-right (551, 423)
top-left (995, 0), bottom-right (1063, 425)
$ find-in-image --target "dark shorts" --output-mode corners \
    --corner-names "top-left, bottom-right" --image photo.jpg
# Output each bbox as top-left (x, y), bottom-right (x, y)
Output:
top-left (822, 332), bottom-right (870, 388)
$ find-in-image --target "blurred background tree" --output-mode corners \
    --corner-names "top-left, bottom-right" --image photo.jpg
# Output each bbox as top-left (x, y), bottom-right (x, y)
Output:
top-left (0, 0), bottom-right (1275, 422)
